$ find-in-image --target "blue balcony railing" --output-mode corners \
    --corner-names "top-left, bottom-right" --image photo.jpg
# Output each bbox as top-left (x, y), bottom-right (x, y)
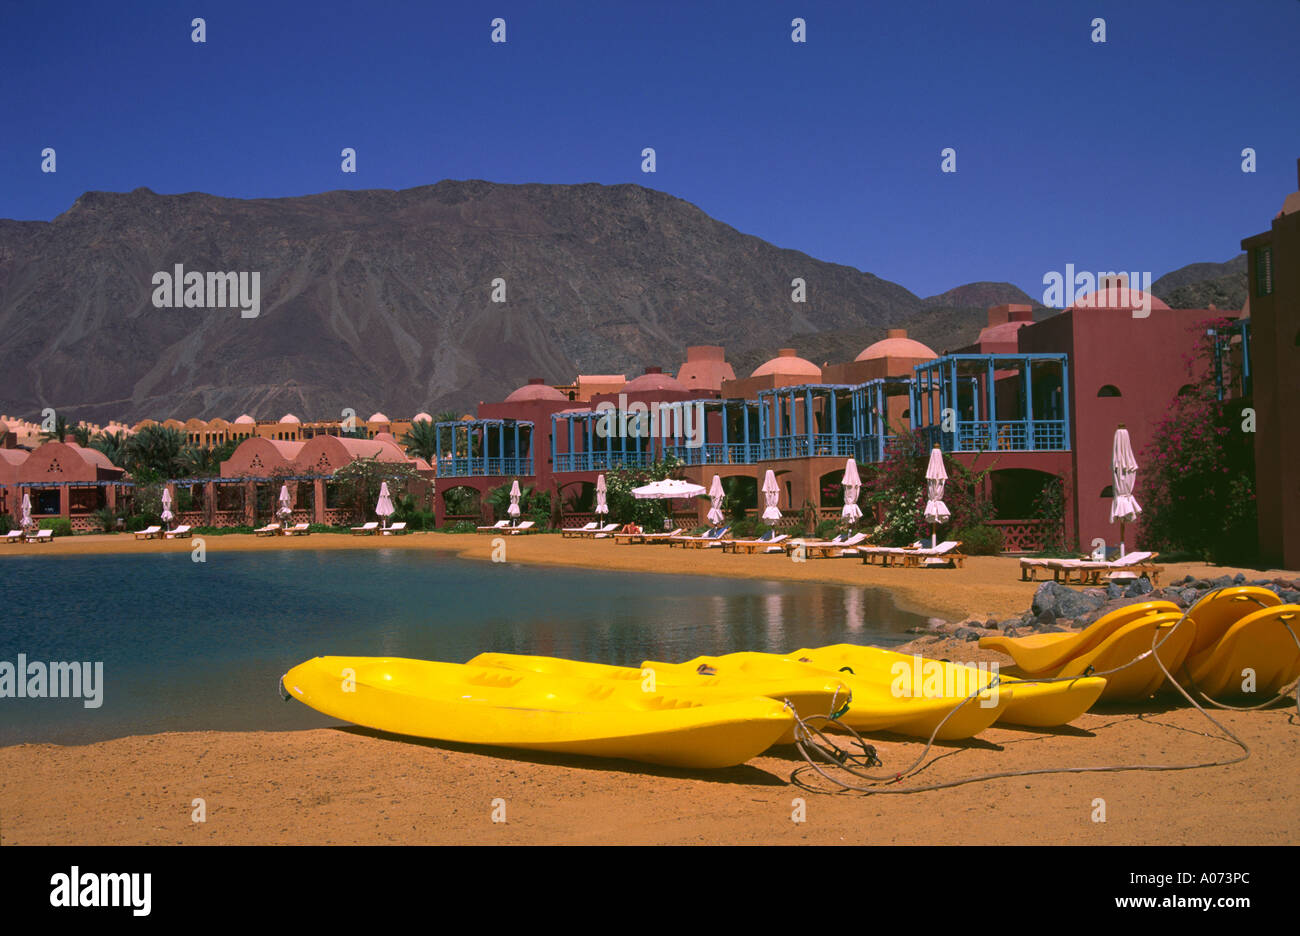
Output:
top-left (761, 433), bottom-right (857, 461)
top-left (437, 456), bottom-right (534, 478)
top-left (922, 420), bottom-right (1067, 452)
top-left (553, 451), bottom-right (654, 473)
top-left (662, 442), bottom-right (761, 466)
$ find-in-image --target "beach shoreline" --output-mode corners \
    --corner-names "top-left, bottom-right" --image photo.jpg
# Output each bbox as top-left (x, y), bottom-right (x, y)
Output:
top-left (3, 531), bottom-right (1294, 624)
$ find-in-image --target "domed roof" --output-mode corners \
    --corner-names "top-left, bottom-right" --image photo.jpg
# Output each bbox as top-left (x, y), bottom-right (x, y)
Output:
top-left (856, 331), bottom-right (937, 361)
top-left (1070, 285), bottom-right (1170, 312)
top-left (368, 412), bottom-right (390, 423)
top-left (752, 348), bottom-right (821, 379)
top-left (280, 413), bottom-right (300, 424)
top-left (623, 368), bottom-right (687, 394)
top-left (234, 414), bottom-right (255, 424)
top-left (412, 411), bottom-right (433, 423)
top-left (504, 379), bottom-right (567, 403)
top-left (974, 321), bottom-right (1032, 346)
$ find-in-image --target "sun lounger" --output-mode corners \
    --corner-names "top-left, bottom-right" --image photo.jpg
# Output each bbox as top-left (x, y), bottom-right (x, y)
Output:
top-left (613, 528), bottom-right (683, 544)
top-left (783, 532), bottom-right (868, 558)
top-left (163, 525), bottom-right (193, 539)
top-left (282, 523), bottom-right (311, 536)
top-left (381, 522), bottom-right (408, 535)
top-left (256, 522), bottom-right (284, 536)
top-left (476, 520), bottom-right (511, 533)
top-left (134, 525), bottom-right (163, 540)
top-left (561, 522), bottom-right (599, 538)
top-left (1045, 551), bottom-right (1162, 585)
top-left (861, 541), bottom-right (964, 568)
top-left (668, 526), bottom-right (731, 548)
top-left (721, 533), bottom-right (789, 554)
top-left (507, 520), bottom-right (537, 535)
top-left (590, 523), bottom-right (621, 539)
top-left (3, 530), bottom-right (23, 544)
top-left (25, 529), bottom-right (54, 543)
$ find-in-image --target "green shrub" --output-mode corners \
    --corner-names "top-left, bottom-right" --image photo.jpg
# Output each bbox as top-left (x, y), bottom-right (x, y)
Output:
top-left (954, 524), bottom-right (1003, 556)
top-left (91, 506), bottom-right (124, 533)
top-left (728, 517), bottom-right (767, 539)
top-left (193, 525), bottom-right (256, 535)
top-left (38, 518), bottom-right (73, 537)
top-left (441, 520), bottom-right (478, 534)
top-left (814, 518), bottom-right (842, 540)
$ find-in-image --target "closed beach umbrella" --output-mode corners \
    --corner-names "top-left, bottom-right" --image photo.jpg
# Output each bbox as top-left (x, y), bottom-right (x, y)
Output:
top-left (923, 445), bottom-right (950, 548)
top-left (707, 474), bottom-right (725, 526)
top-left (376, 481), bottom-right (395, 530)
top-left (161, 487), bottom-right (174, 527)
top-left (841, 459), bottom-right (863, 523)
top-left (594, 474), bottom-right (608, 515)
top-left (507, 479), bottom-right (521, 518)
top-left (277, 483), bottom-right (292, 523)
top-left (761, 469), bottom-right (782, 523)
top-left (1110, 425), bottom-right (1141, 558)
top-left (21, 491), bottom-right (31, 528)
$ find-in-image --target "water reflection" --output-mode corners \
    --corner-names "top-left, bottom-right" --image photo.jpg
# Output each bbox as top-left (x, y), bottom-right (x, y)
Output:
top-left (0, 550), bottom-right (926, 745)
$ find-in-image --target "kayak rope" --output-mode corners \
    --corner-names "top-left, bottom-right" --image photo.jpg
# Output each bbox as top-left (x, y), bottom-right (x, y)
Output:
top-left (788, 588), bottom-right (1291, 795)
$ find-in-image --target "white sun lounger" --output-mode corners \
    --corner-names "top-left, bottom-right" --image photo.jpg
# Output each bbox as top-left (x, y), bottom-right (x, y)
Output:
top-left (163, 524), bottom-right (193, 539)
top-left (3, 530), bottom-right (23, 544)
top-left (349, 522), bottom-right (378, 536)
top-left (476, 520), bottom-right (511, 533)
top-left (134, 525), bottom-right (163, 540)
top-left (25, 529), bottom-right (54, 543)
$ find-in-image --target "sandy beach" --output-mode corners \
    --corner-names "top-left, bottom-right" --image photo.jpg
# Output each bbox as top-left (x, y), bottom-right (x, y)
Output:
top-left (2, 532), bottom-right (1297, 845)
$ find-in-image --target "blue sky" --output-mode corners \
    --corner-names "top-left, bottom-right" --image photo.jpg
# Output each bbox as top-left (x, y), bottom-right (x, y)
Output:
top-left (2, 0), bottom-right (1297, 298)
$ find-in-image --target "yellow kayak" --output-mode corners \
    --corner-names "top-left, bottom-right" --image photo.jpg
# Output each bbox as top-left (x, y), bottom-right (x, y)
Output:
top-left (468, 652), bottom-right (852, 721)
top-left (791, 644), bottom-right (1107, 728)
top-left (1181, 604), bottom-right (1300, 698)
top-left (280, 656), bottom-right (794, 769)
top-left (1181, 587), bottom-right (1281, 660)
top-left (638, 651), bottom-right (1014, 740)
top-left (1015, 613), bottom-right (1194, 700)
top-left (978, 601), bottom-right (1179, 675)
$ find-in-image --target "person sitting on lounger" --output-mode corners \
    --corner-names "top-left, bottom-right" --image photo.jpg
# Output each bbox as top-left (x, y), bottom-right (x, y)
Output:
top-left (620, 523), bottom-right (642, 535)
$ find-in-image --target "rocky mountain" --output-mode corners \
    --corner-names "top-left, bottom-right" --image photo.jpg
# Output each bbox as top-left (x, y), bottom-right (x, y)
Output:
top-left (1151, 255), bottom-right (1248, 311)
top-left (0, 182), bottom-right (1250, 425)
top-left (0, 182), bottom-right (933, 423)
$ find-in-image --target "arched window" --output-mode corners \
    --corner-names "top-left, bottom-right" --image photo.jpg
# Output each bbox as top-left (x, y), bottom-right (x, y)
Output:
top-left (1177, 384), bottom-right (1196, 397)
top-left (901, 408), bottom-right (911, 420)
top-left (1097, 385), bottom-right (1122, 397)
top-left (1100, 485), bottom-right (1114, 498)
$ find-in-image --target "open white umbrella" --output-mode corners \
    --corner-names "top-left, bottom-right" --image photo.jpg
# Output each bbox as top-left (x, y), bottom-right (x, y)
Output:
top-left (21, 491), bottom-right (31, 529)
top-left (375, 481), bottom-right (395, 530)
top-left (923, 445), bottom-right (950, 548)
top-left (507, 479), bottom-right (522, 518)
top-left (631, 478), bottom-right (706, 499)
top-left (594, 474), bottom-right (608, 515)
top-left (706, 475), bottom-right (725, 526)
top-left (761, 469), bottom-right (782, 523)
top-left (841, 459), bottom-right (863, 523)
top-left (1110, 425), bottom-right (1141, 558)
top-left (162, 487), bottom-right (174, 529)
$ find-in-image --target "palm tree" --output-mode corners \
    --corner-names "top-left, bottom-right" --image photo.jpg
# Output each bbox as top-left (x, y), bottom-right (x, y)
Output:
top-left (125, 424), bottom-right (187, 478)
top-left (90, 430), bottom-right (128, 467)
top-left (38, 413), bottom-right (70, 443)
top-left (402, 417), bottom-right (438, 462)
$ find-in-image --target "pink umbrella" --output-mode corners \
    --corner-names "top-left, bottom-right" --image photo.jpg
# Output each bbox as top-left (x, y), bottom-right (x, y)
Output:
top-left (594, 474), bottom-right (608, 516)
top-left (841, 459), bottom-right (862, 523)
top-left (1110, 425), bottom-right (1141, 558)
top-left (707, 475), bottom-right (724, 527)
top-left (761, 470), bottom-right (782, 524)
top-left (923, 446), bottom-right (950, 549)
top-left (507, 479), bottom-right (521, 518)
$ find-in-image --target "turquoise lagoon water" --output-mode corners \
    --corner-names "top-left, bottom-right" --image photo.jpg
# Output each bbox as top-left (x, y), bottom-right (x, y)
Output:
top-left (0, 549), bottom-right (924, 745)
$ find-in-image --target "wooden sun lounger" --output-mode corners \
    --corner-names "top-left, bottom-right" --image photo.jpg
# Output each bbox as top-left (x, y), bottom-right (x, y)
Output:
top-left (507, 521), bottom-right (538, 535)
top-left (861, 541), bottom-right (966, 568)
top-left (257, 522), bottom-right (284, 536)
top-left (613, 528), bottom-right (683, 544)
top-left (163, 525), bottom-right (193, 539)
top-left (667, 527), bottom-right (731, 548)
top-left (134, 525), bottom-right (162, 540)
top-left (349, 522), bottom-right (377, 536)
top-left (569, 523), bottom-right (619, 538)
top-left (380, 522), bottom-right (407, 535)
top-left (720, 534), bottom-right (789, 554)
top-left (25, 529), bottom-right (54, 543)
top-left (561, 522), bottom-right (599, 537)
top-left (476, 521), bottom-right (511, 533)
top-left (4, 530), bottom-right (25, 544)
top-left (782, 533), bottom-right (869, 558)
top-left (283, 523), bottom-right (311, 536)
top-left (1046, 552), bottom-right (1163, 586)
